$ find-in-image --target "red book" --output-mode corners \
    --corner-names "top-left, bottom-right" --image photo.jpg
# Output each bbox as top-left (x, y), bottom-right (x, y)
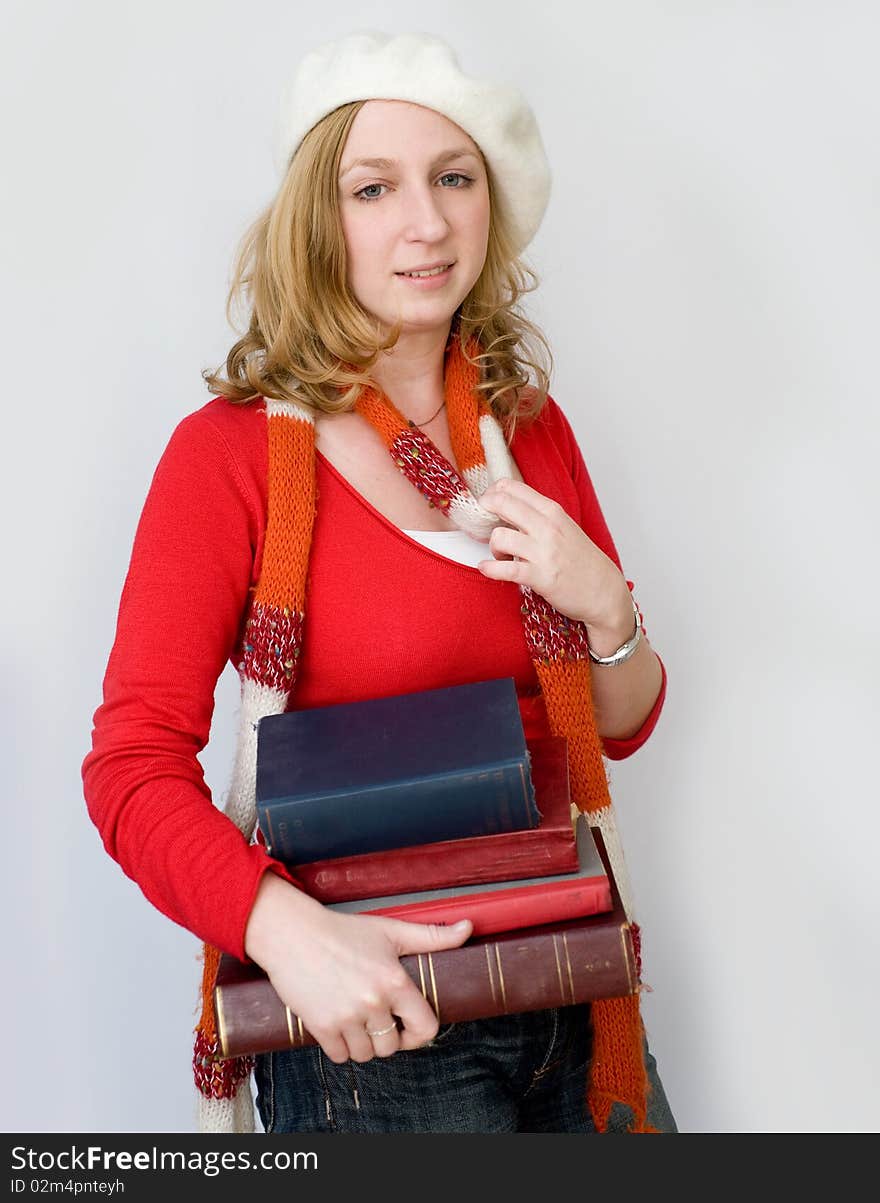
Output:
top-left (325, 816), bottom-right (610, 937)
top-left (213, 831), bottom-right (634, 1060)
top-left (287, 736), bottom-right (578, 903)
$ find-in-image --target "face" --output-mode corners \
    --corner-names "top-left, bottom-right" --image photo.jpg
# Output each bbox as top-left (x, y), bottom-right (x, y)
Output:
top-left (337, 100), bottom-right (491, 341)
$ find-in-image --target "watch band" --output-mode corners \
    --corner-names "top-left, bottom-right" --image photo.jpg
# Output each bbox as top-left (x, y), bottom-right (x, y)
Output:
top-left (587, 595), bottom-right (643, 666)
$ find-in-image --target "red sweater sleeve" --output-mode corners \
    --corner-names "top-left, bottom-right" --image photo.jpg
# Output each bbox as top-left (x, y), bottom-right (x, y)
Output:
top-left (542, 397), bottom-right (667, 760)
top-left (81, 409), bottom-right (299, 960)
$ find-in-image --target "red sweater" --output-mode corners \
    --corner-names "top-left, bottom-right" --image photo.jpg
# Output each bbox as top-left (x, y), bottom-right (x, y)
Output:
top-left (82, 394), bottom-right (666, 960)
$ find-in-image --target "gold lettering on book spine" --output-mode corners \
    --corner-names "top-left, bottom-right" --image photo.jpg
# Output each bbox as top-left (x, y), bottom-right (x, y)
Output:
top-left (427, 953), bottom-right (440, 1013)
top-left (551, 934), bottom-right (567, 1004)
top-left (284, 1007), bottom-right (305, 1048)
top-left (484, 945), bottom-right (499, 1006)
top-left (561, 932), bottom-right (576, 1004)
top-left (493, 946), bottom-right (508, 1010)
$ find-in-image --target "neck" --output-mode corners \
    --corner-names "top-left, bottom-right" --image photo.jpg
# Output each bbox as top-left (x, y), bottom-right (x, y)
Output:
top-left (369, 327), bottom-right (451, 424)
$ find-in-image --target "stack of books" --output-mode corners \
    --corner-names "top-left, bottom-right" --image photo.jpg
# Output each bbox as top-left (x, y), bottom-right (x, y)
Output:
top-left (213, 678), bottom-right (637, 1058)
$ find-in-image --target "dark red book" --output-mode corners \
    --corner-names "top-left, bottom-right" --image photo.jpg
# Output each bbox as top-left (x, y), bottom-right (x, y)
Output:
top-left (326, 816), bottom-right (609, 936)
top-left (287, 736), bottom-right (578, 903)
top-left (213, 832), bottom-right (635, 1060)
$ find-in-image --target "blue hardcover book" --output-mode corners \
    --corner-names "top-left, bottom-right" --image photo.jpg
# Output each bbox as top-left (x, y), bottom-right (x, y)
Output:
top-left (256, 677), bottom-right (538, 863)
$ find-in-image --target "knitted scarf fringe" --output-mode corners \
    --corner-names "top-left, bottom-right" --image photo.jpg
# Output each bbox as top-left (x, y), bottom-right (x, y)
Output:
top-left (192, 336), bottom-right (651, 1133)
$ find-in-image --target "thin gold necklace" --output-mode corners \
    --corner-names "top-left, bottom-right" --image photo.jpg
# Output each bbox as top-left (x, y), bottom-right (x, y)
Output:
top-left (406, 399), bottom-right (446, 428)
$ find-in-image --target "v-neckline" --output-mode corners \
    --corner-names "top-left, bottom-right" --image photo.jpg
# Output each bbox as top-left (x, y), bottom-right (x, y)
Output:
top-left (315, 448), bottom-right (490, 575)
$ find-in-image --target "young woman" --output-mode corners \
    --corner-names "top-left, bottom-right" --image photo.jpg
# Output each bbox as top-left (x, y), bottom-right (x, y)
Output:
top-left (83, 30), bottom-right (677, 1135)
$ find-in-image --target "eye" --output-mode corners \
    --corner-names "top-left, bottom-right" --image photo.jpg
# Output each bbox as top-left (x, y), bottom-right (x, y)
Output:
top-left (353, 173), bottom-right (475, 202)
top-left (353, 183), bottom-right (387, 202)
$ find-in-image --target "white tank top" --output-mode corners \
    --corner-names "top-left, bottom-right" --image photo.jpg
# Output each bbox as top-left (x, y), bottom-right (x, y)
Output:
top-left (401, 528), bottom-right (489, 570)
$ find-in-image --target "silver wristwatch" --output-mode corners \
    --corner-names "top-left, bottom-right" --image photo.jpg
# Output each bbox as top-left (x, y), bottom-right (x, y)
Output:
top-left (587, 595), bottom-right (643, 666)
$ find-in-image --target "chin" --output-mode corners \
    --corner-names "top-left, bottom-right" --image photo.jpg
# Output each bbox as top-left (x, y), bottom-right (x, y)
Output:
top-left (396, 314), bottom-right (459, 336)
top-left (380, 302), bottom-right (461, 329)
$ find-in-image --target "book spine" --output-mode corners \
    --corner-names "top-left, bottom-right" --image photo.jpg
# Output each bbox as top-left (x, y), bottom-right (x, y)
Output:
top-left (214, 920), bottom-right (636, 1059)
top-left (295, 824), bottom-right (579, 903)
top-left (359, 877), bottom-right (613, 937)
top-left (259, 757), bottom-right (538, 864)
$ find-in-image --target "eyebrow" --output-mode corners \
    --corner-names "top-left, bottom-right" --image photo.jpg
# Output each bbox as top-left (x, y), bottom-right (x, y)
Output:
top-left (339, 147), bottom-right (480, 180)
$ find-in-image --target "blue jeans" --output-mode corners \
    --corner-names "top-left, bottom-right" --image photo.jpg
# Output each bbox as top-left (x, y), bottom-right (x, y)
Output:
top-left (254, 1004), bottom-right (677, 1133)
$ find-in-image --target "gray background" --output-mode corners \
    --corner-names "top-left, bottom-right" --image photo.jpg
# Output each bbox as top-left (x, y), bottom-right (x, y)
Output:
top-left (2, 0), bottom-right (878, 1133)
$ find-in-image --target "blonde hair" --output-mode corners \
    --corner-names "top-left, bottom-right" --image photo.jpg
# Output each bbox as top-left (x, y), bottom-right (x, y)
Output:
top-left (203, 101), bottom-right (553, 441)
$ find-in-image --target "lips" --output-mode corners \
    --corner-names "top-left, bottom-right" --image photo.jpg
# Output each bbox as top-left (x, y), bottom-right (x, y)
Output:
top-left (395, 262), bottom-right (455, 277)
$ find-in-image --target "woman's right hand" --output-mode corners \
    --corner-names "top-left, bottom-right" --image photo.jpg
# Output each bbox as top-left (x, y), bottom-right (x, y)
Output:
top-left (244, 871), bottom-right (473, 1064)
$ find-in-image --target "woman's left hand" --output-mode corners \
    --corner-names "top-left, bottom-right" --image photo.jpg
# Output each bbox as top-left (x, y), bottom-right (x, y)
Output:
top-left (477, 478), bottom-right (632, 634)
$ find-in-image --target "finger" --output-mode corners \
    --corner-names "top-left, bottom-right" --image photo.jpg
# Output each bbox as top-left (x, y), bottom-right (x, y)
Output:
top-left (489, 478), bottom-right (562, 515)
top-left (481, 481), bottom-right (560, 533)
top-left (312, 1027), bottom-right (356, 1065)
top-left (386, 917), bottom-right (473, 955)
top-left (480, 491), bottom-right (541, 537)
top-left (341, 1019), bottom-right (380, 1064)
top-left (477, 554), bottom-right (526, 582)
top-left (382, 919), bottom-right (474, 1050)
top-left (391, 992), bottom-right (443, 1052)
top-left (485, 524), bottom-right (528, 562)
top-left (362, 1014), bottom-right (402, 1059)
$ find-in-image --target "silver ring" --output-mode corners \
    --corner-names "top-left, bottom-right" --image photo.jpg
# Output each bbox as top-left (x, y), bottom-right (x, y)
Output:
top-left (365, 1021), bottom-right (397, 1038)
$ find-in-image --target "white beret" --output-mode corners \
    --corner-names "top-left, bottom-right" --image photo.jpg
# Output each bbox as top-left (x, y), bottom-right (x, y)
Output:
top-left (274, 30), bottom-right (551, 256)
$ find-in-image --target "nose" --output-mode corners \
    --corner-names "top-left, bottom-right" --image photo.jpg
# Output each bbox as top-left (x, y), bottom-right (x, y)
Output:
top-left (402, 183), bottom-right (451, 242)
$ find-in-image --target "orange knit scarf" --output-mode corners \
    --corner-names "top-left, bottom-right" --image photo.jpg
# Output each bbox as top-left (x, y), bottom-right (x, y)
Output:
top-left (193, 333), bottom-right (655, 1133)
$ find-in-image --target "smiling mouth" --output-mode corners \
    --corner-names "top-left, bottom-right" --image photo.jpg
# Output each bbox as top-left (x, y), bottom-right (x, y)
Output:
top-left (395, 263), bottom-right (455, 278)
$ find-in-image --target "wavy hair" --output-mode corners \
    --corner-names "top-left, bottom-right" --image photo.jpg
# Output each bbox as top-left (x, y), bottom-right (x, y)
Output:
top-left (202, 101), bottom-right (553, 442)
